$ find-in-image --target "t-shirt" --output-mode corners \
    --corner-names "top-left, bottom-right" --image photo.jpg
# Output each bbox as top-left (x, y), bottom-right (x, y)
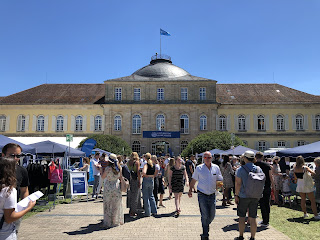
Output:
top-left (90, 158), bottom-right (100, 176)
top-left (16, 165), bottom-right (29, 200)
top-left (0, 187), bottom-right (17, 234)
top-left (185, 160), bottom-right (194, 175)
top-left (255, 161), bottom-right (272, 189)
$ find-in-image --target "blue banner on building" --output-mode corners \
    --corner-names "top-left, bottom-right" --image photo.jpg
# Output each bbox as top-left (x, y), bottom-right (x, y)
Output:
top-left (143, 131), bottom-right (180, 138)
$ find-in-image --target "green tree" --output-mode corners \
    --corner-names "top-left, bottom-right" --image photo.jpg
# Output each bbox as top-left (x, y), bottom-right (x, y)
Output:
top-left (181, 131), bottom-right (244, 157)
top-left (78, 134), bottom-right (132, 155)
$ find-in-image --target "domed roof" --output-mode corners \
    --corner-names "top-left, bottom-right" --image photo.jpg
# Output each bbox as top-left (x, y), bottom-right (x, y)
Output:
top-left (133, 58), bottom-right (190, 78)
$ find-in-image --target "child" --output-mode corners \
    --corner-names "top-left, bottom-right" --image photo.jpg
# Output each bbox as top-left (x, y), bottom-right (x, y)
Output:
top-left (281, 173), bottom-right (292, 207)
top-left (0, 157), bottom-right (36, 239)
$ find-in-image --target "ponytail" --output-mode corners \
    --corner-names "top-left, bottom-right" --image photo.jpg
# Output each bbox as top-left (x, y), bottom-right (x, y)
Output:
top-left (145, 153), bottom-right (153, 167)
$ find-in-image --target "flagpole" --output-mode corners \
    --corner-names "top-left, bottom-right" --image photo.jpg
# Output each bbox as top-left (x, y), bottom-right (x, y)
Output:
top-left (160, 30), bottom-right (162, 56)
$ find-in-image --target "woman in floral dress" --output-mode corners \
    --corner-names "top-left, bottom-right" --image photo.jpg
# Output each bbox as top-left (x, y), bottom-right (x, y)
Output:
top-left (101, 153), bottom-right (124, 228)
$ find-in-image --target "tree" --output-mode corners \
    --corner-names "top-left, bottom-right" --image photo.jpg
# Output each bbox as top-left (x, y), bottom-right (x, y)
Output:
top-left (181, 131), bottom-right (244, 157)
top-left (78, 134), bottom-right (132, 156)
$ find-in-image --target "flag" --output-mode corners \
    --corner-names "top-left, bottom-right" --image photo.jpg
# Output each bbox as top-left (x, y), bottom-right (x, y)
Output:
top-left (160, 28), bottom-right (171, 36)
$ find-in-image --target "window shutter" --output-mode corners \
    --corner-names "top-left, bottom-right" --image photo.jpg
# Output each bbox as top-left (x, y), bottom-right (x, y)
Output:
top-left (63, 115), bottom-right (68, 131)
top-left (216, 115), bottom-right (219, 130)
top-left (266, 141), bottom-right (270, 149)
top-left (304, 115), bottom-right (308, 130)
top-left (294, 141), bottom-right (298, 147)
top-left (25, 115), bottom-right (29, 132)
top-left (16, 116), bottom-right (20, 132)
top-left (227, 115), bottom-right (231, 131)
top-left (254, 141), bottom-right (259, 150)
top-left (265, 115), bottom-right (270, 131)
top-left (246, 115), bottom-right (250, 130)
top-left (292, 115), bottom-right (296, 130)
top-left (5, 116), bottom-right (10, 131)
top-left (285, 141), bottom-right (290, 148)
top-left (285, 115), bottom-right (289, 130)
top-left (32, 115), bottom-right (37, 131)
top-left (90, 115), bottom-right (94, 131)
top-left (273, 141), bottom-right (278, 148)
top-left (44, 115), bottom-right (49, 132)
top-left (234, 115), bottom-right (238, 131)
top-left (253, 115), bottom-right (257, 130)
top-left (311, 115), bottom-right (316, 130)
top-left (273, 115), bottom-right (276, 130)
top-left (52, 116), bottom-right (56, 131)
top-left (102, 115), bottom-right (105, 131)
top-left (83, 116), bottom-right (87, 131)
top-left (71, 115), bottom-right (75, 131)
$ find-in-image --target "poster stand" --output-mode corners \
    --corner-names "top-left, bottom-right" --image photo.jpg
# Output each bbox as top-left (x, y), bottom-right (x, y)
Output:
top-left (65, 170), bottom-right (88, 203)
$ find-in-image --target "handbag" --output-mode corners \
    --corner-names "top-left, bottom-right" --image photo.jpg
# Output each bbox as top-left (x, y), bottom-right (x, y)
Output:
top-left (50, 164), bottom-right (63, 183)
top-left (303, 168), bottom-right (314, 192)
top-left (120, 177), bottom-right (129, 192)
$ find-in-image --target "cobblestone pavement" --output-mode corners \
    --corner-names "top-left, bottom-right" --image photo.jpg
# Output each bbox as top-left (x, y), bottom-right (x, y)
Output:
top-left (19, 189), bottom-right (291, 240)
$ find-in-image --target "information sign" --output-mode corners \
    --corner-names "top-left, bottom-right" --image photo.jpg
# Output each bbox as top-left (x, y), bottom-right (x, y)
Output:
top-left (66, 134), bottom-right (73, 142)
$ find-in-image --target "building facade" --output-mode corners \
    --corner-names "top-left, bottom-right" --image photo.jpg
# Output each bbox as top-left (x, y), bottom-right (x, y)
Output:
top-left (1, 55), bottom-right (320, 155)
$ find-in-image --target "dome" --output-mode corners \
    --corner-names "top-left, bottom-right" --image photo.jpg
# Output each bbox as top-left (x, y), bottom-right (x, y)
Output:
top-left (133, 58), bottom-right (190, 78)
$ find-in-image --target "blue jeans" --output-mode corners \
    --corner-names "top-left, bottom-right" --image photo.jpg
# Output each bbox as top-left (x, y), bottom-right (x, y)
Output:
top-left (142, 177), bottom-right (157, 216)
top-left (198, 192), bottom-right (216, 237)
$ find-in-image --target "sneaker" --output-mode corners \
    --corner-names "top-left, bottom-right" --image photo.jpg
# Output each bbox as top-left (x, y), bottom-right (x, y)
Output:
top-left (304, 213), bottom-right (309, 218)
top-left (234, 236), bottom-right (244, 240)
top-left (258, 221), bottom-right (269, 227)
top-left (314, 215), bottom-right (320, 220)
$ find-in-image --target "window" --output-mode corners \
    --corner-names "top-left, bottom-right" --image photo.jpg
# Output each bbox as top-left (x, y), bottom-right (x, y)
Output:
top-left (132, 114), bottom-right (141, 134)
top-left (200, 115), bottom-right (207, 130)
top-left (297, 140), bottom-right (306, 146)
top-left (258, 141), bottom-right (267, 152)
top-left (200, 87), bottom-right (206, 100)
top-left (95, 115), bottom-right (102, 131)
top-left (56, 115), bottom-right (64, 132)
top-left (276, 114), bottom-right (284, 131)
top-left (17, 115), bottom-right (26, 132)
top-left (114, 115), bottom-right (122, 131)
top-left (156, 114), bottom-right (165, 131)
top-left (219, 115), bottom-right (227, 131)
top-left (157, 88), bottom-right (164, 101)
top-left (277, 141), bottom-right (286, 148)
top-left (75, 115), bottom-right (83, 131)
top-left (181, 88), bottom-right (188, 100)
top-left (296, 114), bottom-right (304, 130)
top-left (238, 115), bottom-right (246, 131)
top-left (134, 88), bottom-right (141, 101)
top-left (316, 115), bottom-right (320, 130)
top-left (181, 141), bottom-right (188, 152)
top-left (115, 88), bottom-right (122, 101)
top-left (257, 115), bottom-right (265, 131)
top-left (0, 115), bottom-right (6, 132)
top-left (132, 141), bottom-right (141, 154)
top-left (242, 140), bottom-right (248, 146)
top-left (180, 114), bottom-right (189, 134)
top-left (37, 115), bottom-right (45, 132)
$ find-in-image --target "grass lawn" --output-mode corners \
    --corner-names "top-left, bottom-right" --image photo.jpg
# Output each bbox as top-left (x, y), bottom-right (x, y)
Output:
top-left (262, 202), bottom-right (320, 240)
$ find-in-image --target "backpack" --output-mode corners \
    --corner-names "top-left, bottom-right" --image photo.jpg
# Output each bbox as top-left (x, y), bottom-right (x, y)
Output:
top-left (243, 165), bottom-right (266, 199)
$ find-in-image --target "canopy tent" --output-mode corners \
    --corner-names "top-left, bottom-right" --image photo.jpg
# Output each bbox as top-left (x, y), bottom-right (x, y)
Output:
top-left (198, 149), bottom-right (224, 157)
top-left (276, 141), bottom-right (320, 158)
top-left (92, 148), bottom-right (113, 156)
top-left (28, 140), bottom-right (85, 157)
top-left (0, 135), bottom-right (36, 154)
top-left (219, 145), bottom-right (258, 156)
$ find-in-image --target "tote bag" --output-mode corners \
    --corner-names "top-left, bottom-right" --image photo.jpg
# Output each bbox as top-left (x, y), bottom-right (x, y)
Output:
top-left (120, 177), bottom-right (129, 192)
top-left (50, 164), bottom-right (63, 183)
top-left (303, 168), bottom-right (314, 193)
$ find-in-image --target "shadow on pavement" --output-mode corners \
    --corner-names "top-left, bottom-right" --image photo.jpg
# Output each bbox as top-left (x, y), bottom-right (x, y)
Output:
top-left (64, 220), bottom-right (104, 235)
top-left (222, 221), bottom-right (269, 233)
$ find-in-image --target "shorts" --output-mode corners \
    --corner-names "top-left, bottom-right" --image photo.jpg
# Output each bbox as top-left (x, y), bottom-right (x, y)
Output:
top-left (237, 197), bottom-right (259, 218)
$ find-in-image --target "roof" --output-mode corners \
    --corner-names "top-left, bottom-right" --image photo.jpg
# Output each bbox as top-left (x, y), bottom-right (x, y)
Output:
top-left (0, 84), bottom-right (105, 104)
top-left (216, 84), bottom-right (320, 104)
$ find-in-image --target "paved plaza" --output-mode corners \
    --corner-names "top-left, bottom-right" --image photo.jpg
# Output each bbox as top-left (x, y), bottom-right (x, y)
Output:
top-left (19, 189), bottom-right (291, 240)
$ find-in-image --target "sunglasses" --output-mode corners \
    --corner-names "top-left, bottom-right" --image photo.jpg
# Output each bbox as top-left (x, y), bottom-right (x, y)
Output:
top-left (203, 156), bottom-right (212, 159)
top-left (9, 154), bottom-right (24, 158)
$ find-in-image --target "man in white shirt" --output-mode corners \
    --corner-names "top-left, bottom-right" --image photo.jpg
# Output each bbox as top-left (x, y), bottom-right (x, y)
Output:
top-left (188, 151), bottom-right (223, 240)
top-left (91, 152), bottom-right (101, 199)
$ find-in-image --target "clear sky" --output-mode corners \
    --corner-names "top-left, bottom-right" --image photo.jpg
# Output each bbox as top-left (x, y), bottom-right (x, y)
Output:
top-left (1, 0), bottom-right (320, 97)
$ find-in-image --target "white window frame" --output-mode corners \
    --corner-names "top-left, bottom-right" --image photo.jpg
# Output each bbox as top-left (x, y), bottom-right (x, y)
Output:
top-left (316, 114), bottom-right (320, 130)
top-left (156, 114), bottom-right (165, 131)
top-left (276, 114), bottom-right (284, 131)
top-left (114, 115), bottom-right (122, 131)
top-left (181, 87), bottom-right (188, 101)
top-left (56, 115), bottom-right (64, 132)
top-left (75, 115), bottom-right (83, 132)
top-left (180, 114), bottom-right (189, 134)
top-left (257, 114), bottom-right (265, 131)
top-left (37, 115), bottom-right (45, 132)
top-left (17, 115), bottom-right (26, 132)
top-left (0, 115), bottom-right (6, 132)
top-left (115, 87), bottom-right (122, 101)
top-left (277, 141), bottom-right (286, 148)
top-left (95, 115), bottom-right (102, 131)
top-left (134, 88), bottom-right (141, 101)
top-left (238, 114), bottom-right (246, 131)
top-left (258, 141), bottom-right (267, 152)
top-left (157, 88), bottom-right (164, 101)
top-left (219, 115), bottom-right (227, 131)
top-left (132, 114), bottom-right (141, 134)
top-left (200, 115), bottom-right (207, 130)
top-left (199, 87), bottom-right (206, 100)
top-left (132, 141), bottom-right (141, 154)
top-left (297, 140), bottom-right (306, 146)
top-left (296, 114), bottom-right (304, 130)
top-left (181, 140), bottom-right (188, 152)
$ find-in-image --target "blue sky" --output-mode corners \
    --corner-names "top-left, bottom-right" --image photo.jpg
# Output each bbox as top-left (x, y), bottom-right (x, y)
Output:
top-left (1, 0), bottom-right (320, 96)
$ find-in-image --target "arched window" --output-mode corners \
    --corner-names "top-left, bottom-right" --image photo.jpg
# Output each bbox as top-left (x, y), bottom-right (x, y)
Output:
top-left (257, 115), bottom-right (265, 131)
top-left (180, 114), bottom-right (189, 134)
top-left (114, 115), bottom-right (122, 131)
top-left (156, 114), bottom-right (165, 131)
top-left (316, 114), bottom-right (320, 130)
top-left (132, 141), bottom-right (141, 154)
top-left (17, 115), bottom-right (26, 132)
top-left (37, 115), bottom-right (45, 132)
top-left (200, 115), bottom-right (207, 130)
top-left (181, 140), bottom-right (188, 152)
top-left (95, 115), bottom-right (102, 131)
top-left (219, 115), bottom-right (226, 131)
top-left (276, 114), bottom-right (284, 131)
top-left (56, 115), bottom-right (64, 132)
top-left (75, 115), bottom-right (83, 131)
top-left (238, 114), bottom-right (246, 131)
top-left (296, 114), bottom-right (303, 130)
top-left (132, 114), bottom-right (141, 134)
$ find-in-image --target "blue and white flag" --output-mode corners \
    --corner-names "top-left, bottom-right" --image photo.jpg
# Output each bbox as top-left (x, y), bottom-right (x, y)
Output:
top-left (160, 28), bottom-right (171, 36)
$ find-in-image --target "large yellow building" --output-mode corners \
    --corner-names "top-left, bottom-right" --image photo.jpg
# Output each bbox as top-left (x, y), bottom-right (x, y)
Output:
top-left (1, 55), bottom-right (320, 155)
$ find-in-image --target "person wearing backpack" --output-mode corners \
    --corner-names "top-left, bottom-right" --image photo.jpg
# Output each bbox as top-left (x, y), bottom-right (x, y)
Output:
top-left (234, 150), bottom-right (265, 240)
